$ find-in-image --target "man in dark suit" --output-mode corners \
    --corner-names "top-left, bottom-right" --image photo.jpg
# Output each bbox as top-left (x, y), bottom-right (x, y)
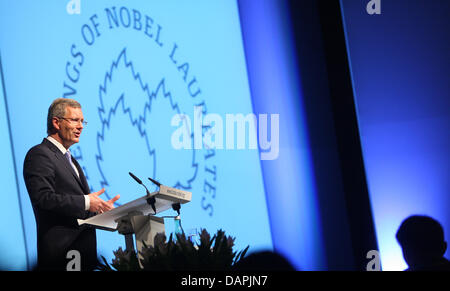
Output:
top-left (23, 98), bottom-right (120, 271)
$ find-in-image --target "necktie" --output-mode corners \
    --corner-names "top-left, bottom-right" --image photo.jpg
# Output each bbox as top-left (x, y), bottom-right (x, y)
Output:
top-left (65, 150), bottom-right (79, 178)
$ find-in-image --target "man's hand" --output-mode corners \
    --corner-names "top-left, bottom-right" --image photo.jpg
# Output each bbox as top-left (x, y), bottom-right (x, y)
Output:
top-left (88, 188), bottom-right (120, 213)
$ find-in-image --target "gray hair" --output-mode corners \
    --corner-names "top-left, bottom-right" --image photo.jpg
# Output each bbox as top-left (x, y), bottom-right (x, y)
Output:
top-left (47, 98), bottom-right (81, 135)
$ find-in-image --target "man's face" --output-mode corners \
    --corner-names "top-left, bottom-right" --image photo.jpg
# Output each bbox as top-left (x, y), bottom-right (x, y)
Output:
top-left (55, 106), bottom-right (84, 149)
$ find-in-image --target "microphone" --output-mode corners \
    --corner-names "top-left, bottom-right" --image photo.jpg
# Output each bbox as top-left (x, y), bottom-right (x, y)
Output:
top-left (129, 172), bottom-right (142, 185)
top-left (129, 172), bottom-right (156, 214)
top-left (148, 177), bottom-right (161, 187)
top-left (129, 172), bottom-right (150, 196)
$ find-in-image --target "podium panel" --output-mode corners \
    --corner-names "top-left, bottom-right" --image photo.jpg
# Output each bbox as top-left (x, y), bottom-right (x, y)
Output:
top-left (78, 187), bottom-right (192, 231)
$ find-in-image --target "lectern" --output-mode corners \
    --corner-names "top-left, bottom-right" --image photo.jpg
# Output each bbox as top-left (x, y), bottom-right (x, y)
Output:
top-left (78, 184), bottom-right (192, 262)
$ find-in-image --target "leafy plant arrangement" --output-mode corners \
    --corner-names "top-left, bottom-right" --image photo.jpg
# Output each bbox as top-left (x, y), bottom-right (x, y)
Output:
top-left (97, 229), bottom-right (249, 271)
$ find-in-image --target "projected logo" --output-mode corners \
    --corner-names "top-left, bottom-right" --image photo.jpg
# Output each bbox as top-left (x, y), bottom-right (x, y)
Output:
top-left (96, 48), bottom-right (198, 198)
top-left (62, 6), bottom-right (217, 216)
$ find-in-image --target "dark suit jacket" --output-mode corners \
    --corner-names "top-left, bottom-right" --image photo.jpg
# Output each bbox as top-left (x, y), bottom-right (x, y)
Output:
top-left (23, 138), bottom-right (97, 270)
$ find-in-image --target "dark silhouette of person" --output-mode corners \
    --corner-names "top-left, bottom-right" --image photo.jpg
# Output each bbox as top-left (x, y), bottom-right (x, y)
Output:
top-left (232, 251), bottom-right (296, 271)
top-left (396, 215), bottom-right (450, 271)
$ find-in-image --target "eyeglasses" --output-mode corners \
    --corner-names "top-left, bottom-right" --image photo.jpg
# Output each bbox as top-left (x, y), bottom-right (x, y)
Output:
top-left (58, 117), bottom-right (88, 126)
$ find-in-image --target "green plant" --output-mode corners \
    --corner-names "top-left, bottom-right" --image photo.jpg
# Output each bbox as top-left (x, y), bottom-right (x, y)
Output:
top-left (98, 229), bottom-right (249, 271)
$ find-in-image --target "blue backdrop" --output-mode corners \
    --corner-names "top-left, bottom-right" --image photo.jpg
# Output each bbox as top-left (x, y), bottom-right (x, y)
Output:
top-left (1, 0), bottom-right (448, 271)
top-left (341, 0), bottom-right (450, 270)
top-left (0, 0), bottom-right (277, 270)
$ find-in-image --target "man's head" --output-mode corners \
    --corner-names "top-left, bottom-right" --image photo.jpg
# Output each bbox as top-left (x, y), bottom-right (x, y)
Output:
top-left (47, 98), bottom-right (85, 149)
top-left (396, 215), bottom-right (447, 268)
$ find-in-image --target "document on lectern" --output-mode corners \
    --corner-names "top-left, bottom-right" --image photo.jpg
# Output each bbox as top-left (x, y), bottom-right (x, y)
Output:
top-left (77, 186), bottom-right (192, 231)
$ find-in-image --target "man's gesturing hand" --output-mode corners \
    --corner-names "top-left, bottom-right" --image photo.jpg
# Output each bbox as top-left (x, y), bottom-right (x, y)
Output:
top-left (88, 188), bottom-right (120, 214)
